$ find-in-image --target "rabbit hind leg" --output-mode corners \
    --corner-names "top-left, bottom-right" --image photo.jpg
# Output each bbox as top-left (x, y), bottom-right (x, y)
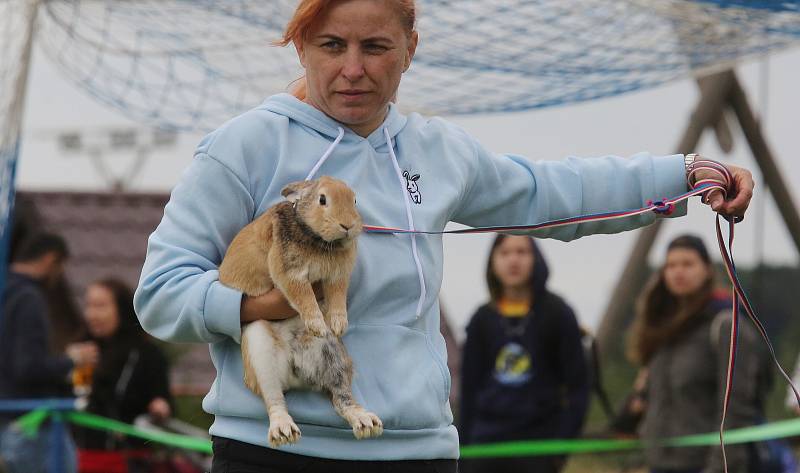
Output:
top-left (315, 339), bottom-right (383, 439)
top-left (241, 320), bottom-right (301, 447)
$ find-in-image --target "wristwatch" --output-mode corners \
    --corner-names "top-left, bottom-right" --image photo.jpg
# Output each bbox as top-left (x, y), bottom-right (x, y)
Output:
top-left (684, 153), bottom-right (700, 187)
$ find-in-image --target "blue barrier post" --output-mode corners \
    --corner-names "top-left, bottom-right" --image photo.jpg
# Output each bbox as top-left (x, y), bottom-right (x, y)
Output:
top-left (48, 412), bottom-right (66, 473)
top-left (0, 398), bottom-right (76, 413)
top-left (0, 398), bottom-right (76, 473)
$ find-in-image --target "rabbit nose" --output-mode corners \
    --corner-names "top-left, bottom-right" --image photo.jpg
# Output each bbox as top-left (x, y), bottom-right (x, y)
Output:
top-left (340, 224), bottom-right (352, 231)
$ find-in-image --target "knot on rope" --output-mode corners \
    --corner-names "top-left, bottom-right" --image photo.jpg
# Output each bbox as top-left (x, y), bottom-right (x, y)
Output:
top-left (648, 199), bottom-right (676, 215)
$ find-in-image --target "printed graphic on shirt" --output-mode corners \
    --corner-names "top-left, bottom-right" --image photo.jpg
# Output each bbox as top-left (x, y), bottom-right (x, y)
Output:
top-left (493, 342), bottom-right (533, 386)
top-left (402, 170), bottom-right (422, 204)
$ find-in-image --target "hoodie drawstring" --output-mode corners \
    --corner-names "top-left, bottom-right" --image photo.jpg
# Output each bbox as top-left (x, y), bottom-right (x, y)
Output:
top-left (384, 127), bottom-right (427, 318)
top-left (306, 127), bottom-right (345, 181)
top-left (304, 125), bottom-right (427, 319)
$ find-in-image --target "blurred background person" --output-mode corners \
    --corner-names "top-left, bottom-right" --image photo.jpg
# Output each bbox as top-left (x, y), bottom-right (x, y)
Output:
top-left (0, 233), bottom-right (98, 473)
top-left (459, 235), bottom-right (589, 473)
top-left (628, 234), bottom-right (784, 473)
top-left (74, 277), bottom-right (172, 473)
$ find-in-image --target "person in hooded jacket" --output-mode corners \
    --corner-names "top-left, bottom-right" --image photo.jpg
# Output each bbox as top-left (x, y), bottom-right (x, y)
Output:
top-left (459, 235), bottom-right (588, 473)
top-left (74, 278), bottom-right (172, 473)
top-left (133, 1), bottom-right (755, 471)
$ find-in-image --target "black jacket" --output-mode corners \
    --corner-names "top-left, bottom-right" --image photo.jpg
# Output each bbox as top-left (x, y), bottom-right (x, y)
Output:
top-left (0, 272), bottom-right (73, 421)
top-left (74, 337), bottom-right (172, 450)
top-left (459, 244), bottom-right (589, 445)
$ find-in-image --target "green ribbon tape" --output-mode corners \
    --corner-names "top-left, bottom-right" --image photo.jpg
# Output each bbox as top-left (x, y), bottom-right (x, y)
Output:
top-left (64, 411), bottom-right (213, 454)
top-left (460, 418), bottom-right (800, 458)
top-left (14, 408), bottom-right (800, 458)
top-left (460, 437), bottom-right (643, 458)
top-left (15, 408), bottom-right (51, 438)
top-left (14, 409), bottom-right (213, 454)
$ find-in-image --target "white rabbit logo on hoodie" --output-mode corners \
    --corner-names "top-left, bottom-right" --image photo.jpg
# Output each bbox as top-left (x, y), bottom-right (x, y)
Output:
top-left (402, 170), bottom-right (422, 204)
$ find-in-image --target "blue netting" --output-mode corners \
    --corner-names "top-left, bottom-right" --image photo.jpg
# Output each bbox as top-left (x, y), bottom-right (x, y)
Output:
top-left (697, 1), bottom-right (800, 12)
top-left (1, 0), bottom-right (799, 318)
top-left (17, 0), bottom-right (800, 133)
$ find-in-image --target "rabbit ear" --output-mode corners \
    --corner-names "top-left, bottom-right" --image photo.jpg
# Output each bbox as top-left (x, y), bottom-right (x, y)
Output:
top-left (411, 174), bottom-right (420, 181)
top-left (281, 180), bottom-right (315, 203)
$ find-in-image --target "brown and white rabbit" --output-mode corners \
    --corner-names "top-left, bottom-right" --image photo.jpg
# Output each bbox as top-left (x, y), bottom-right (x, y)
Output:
top-left (218, 176), bottom-right (383, 447)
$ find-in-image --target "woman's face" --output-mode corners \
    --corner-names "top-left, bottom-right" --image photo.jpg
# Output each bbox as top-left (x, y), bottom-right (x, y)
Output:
top-left (84, 284), bottom-right (120, 339)
top-left (663, 247), bottom-right (711, 297)
top-left (295, 0), bottom-right (418, 137)
top-left (492, 236), bottom-right (536, 293)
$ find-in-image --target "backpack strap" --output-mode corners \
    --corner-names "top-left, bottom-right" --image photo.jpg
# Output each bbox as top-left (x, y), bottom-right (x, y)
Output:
top-left (710, 309), bottom-right (730, 349)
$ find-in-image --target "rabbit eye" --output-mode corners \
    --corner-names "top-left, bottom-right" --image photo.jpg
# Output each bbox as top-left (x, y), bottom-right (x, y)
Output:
top-left (319, 194), bottom-right (327, 206)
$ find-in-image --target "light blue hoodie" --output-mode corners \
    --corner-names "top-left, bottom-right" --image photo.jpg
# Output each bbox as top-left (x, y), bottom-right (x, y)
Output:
top-left (134, 93), bottom-right (688, 460)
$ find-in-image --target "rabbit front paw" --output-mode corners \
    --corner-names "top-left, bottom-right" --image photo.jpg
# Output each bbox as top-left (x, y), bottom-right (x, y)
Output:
top-left (304, 316), bottom-right (330, 337)
top-left (328, 311), bottom-right (348, 337)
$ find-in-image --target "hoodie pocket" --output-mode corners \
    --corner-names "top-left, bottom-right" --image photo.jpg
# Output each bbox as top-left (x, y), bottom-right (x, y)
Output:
top-left (341, 324), bottom-right (451, 431)
top-left (286, 325), bottom-right (453, 430)
top-left (212, 324), bottom-right (452, 432)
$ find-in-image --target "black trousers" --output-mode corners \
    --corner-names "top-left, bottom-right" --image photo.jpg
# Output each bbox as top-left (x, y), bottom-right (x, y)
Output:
top-left (459, 455), bottom-right (563, 473)
top-left (211, 436), bottom-right (458, 473)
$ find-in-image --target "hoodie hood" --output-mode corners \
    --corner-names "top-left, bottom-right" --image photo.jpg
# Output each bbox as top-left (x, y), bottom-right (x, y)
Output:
top-left (488, 236), bottom-right (550, 303)
top-left (530, 238), bottom-right (550, 298)
top-left (262, 93), bottom-right (408, 150)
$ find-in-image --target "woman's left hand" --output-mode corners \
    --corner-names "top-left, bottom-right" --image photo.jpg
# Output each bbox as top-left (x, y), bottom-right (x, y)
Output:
top-left (696, 163), bottom-right (754, 219)
top-left (148, 397), bottom-right (171, 421)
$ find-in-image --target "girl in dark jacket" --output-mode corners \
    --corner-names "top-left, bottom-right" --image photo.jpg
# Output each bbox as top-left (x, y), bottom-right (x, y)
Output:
top-left (629, 235), bottom-right (774, 473)
top-left (75, 278), bottom-right (173, 472)
top-left (459, 235), bottom-right (589, 473)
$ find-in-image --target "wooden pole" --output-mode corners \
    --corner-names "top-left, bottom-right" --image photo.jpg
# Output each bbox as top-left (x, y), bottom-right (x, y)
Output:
top-left (727, 74), bottom-right (800, 257)
top-left (596, 71), bottom-right (736, 356)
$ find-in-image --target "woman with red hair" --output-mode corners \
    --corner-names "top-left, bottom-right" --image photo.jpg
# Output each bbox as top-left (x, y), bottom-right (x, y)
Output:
top-left (135, 1), bottom-right (755, 472)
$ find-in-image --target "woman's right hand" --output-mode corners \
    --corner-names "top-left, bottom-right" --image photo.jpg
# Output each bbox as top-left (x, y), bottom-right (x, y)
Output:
top-left (148, 397), bottom-right (172, 421)
top-left (240, 283), bottom-right (324, 323)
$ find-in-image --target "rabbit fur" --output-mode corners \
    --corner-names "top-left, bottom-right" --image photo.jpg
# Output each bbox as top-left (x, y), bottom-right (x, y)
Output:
top-left (218, 176), bottom-right (383, 447)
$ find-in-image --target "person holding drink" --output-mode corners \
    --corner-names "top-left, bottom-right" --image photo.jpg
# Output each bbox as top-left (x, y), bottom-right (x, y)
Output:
top-left (74, 278), bottom-right (172, 473)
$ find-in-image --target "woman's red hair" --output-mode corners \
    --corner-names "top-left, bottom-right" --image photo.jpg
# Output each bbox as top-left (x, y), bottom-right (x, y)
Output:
top-left (276, 0), bottom-right (417, 100)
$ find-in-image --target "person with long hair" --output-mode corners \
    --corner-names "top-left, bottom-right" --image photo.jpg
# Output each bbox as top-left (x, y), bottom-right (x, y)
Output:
top-left (75, 278), bottom-right (172, 473)
top-left (629, 235), bottom-right (773, 473)
top-left (134, 1), bottom-right (755, 471)
top-left (459, 235), bottom-right (588, 473)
